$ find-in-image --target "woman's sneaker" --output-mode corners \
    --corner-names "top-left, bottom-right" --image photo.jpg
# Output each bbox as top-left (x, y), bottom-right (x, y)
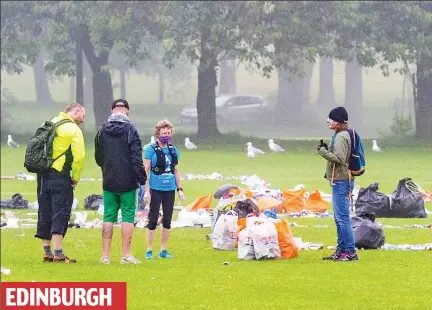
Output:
top-left (145, 250), bottom-right (153, 260)
top-left (120, 254), bottom-right (141, 264)
top-left (335, 252), bottom-right (359, 262)
top-left (99, 256), bottom-right (110, 264)
top-left (322, 250), bottom-right (341, 260)
top-left (158, 250), bottom-right (174, 259)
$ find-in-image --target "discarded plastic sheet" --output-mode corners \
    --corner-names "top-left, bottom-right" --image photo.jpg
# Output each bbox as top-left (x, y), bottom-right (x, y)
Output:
top-left (382, 243), bottom-right (432, 251)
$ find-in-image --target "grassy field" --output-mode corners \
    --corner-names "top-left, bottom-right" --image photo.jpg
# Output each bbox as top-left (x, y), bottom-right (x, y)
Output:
top-left (1, 139), bottom-right (431, 309)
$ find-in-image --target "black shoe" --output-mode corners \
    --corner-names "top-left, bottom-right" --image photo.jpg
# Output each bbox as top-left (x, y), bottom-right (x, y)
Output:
top-left (53, 256), bottom-right (77, 263)
top-left (322, 250), bottom-right (342, 260)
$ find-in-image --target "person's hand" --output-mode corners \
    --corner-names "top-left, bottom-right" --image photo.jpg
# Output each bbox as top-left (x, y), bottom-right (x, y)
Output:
top-left (177, 190), bottom-right (185, 204)
top-left (144, 190), bottom-right (151, 205)
top-left (317, 139), bottom-right (328, 152)
top-left (71, 179), bottom-right (78, 188)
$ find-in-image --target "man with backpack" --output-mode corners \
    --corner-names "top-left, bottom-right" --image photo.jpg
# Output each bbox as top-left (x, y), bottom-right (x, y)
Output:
top-left (95, 99), bottom-right (147, 264)
top-left (27, 103), bottom-right (86, 264)
top-left (317, 106), bottom-right (364, 262)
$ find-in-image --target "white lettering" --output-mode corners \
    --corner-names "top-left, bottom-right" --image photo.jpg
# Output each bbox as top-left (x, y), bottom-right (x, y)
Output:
top-left (6, 288), bottom-right (16, 306)
top-left (36, 288), bottom-right (49, 306)
top-left (16, 288), bottom-right (29, 306)
top-left (50, 288), bottom-right (61, 306)
top-left (75, 288), bottom-right (87, 306)
top-left (86, 288), bottom-right (98, 306)
top-left (99, 288), bottom-right (112, 306)
top-left (63, 288), bottom-right (74, 306)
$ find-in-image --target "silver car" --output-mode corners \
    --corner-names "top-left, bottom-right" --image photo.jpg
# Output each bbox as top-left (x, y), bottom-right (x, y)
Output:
top-left (180, 94), bottom-right (269, 124)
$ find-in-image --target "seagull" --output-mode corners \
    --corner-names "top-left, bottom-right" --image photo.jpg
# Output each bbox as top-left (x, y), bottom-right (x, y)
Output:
top-left (143, 136), bottom-right (155, 150)
top-left (246, 142), bottom-right (265, 155)
top-left (268, 139), bottom-right (285, 152)
top-left (247, 150), bottom-right (256, 158)
top-left (372, 140), bottom-right (382, 152)
top-left (7, 135), bottom-right (20, 148)
top-left (185, 137), bottom-right (197, 150)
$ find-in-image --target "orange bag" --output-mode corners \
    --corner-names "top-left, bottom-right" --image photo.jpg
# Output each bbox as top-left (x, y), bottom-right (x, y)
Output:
top-left (234, 218), bottom-right (248, 248)
top-left (188, 194), bottom-right (213, 211)
top-left (305, 190), bottom-right (329, 213)
top-left (256, 197), bottom-right (283, 213)
top-left (275, 218), bottom-right (298, 259)
top-left (281, 189), bottom-right (305, 212)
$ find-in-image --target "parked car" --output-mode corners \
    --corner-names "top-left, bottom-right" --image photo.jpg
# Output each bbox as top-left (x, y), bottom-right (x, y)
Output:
top-left (180, 94), bottom-right (269, 124)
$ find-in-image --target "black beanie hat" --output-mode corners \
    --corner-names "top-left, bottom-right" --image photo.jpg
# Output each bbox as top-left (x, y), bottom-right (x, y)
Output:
top-left (328, 106), bottom-right (348, 123)
top-left (112, 99), bottom-right (129, 110)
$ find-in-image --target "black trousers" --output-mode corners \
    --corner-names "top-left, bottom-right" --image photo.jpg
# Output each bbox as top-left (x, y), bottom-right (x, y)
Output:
top-left (35, 168), bottom-right (73, 240)
top-left (147, 189), bottom-right (175, 230)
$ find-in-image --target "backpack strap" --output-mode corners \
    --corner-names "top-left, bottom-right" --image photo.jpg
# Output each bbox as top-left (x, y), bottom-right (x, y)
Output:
top-left (52, 119), bottom-right (74, 163)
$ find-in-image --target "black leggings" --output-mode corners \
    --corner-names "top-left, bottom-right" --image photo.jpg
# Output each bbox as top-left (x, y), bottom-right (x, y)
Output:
top-left (147, 189), bottom-right (175, 230)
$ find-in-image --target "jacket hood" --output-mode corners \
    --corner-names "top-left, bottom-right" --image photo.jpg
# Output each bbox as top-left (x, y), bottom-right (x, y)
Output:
top-left (102, 113), bottom-right (133, 136)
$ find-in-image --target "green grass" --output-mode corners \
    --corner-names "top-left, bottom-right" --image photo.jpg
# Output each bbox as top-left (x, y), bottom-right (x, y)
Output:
top-left (1, 141), bottom-right (431, 309)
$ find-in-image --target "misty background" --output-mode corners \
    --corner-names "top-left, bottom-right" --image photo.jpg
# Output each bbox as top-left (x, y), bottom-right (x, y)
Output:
top-left (1, 1), bottom-right (430, 143)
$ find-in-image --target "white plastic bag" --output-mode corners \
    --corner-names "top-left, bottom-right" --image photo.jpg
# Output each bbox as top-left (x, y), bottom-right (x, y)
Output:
top-left (197, 209), bottom-right (211, 227)
top-left (238, 227), bottom-right (255, 260)
top-left (212, 210), bottom-right (238, 250)
top-left (250, 221), bottom-right (280, 260)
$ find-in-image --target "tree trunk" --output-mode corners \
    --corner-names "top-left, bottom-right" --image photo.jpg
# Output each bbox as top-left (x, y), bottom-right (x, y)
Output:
top-left (92, 67), bottom-right (113, 129)
top-left (119, 66), bottom-right (126, 99)
top-left (303, 60), bottom-right (314, 106)
top-left (75, 42), bottom-right (84, 105)
top-left (69, 77), bottom-right (75, 103)
top-left (33, 53), bottom-right (53, 105)
top-left (415, 57), bottom-right (432, 140)
top-left (219, 57), bottom-right (236, 95)
top-left (80, 26), bottom-right (113, 129)
top-left (345, 60), bottom-right (363, 132)
top-left (83, 54), bottom-right (93, 107)
top-left (276, 63), bottom-right (308, 125)
top-left (196, 29), bottom-right (220, 138)
top-left (158, 68), bottom-right (165, 105)
top-left (316, 57), bottom-right (336, 106)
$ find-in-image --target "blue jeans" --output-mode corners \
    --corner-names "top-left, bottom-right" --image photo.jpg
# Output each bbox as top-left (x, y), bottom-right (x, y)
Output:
top-left (332, 180), bottom-right (356, 254)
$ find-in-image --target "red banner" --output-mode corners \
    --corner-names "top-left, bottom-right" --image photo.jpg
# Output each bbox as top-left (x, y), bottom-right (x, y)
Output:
top-left (1, 282), bottom-right (126, 309)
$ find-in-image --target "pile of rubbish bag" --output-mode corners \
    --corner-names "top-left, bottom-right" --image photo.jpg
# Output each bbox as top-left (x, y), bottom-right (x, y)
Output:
top-left (212, 210), bottom-right (299, 260)
top-left (0, 193), bottom-right (29, 209)
top-left (185, 176), bottom-right (331, 219)
top-left (84, 194), bottom-right (104, 211)
top-left (355, 178), bottom-right (428, 218)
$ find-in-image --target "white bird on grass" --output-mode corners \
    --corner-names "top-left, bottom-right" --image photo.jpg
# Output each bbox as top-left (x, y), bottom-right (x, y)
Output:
top-left (247, 149), bottom-right (256, 158)
top-left (185, 137), bottom-right (197, 150)
top-left (268, 139), bottom-right (285, 152)
top-left (246, 142), bottom-right (265, 155)
top-left (7, 135), bottom-right (20, 148)
top-left (143, 136), bottom-right (155, 150)
top-left (372, 140), bottom-right (382, 152)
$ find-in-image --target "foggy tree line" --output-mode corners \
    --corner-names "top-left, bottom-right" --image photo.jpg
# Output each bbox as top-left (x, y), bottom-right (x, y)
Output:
top-left (1, 1), bottom-right (431, 139)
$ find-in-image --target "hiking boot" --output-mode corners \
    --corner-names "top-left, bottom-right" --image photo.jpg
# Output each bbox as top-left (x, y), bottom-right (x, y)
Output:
top-left (145, 250), bottom-right (153, 260)
top-left (335, 252), bottom-right (359, 262)
top-left (158, 250), bottom-right (174, 259)
top-left (322, 250), bottom-right (342, 261)
top-left (100, 256), bottom-right (110, 264)
top-left (53, 256), bottom-right (77, 263)
top-left (120, 254), bottom-right (141, 264)
top-left (43, 254), bottom-right (54, 263)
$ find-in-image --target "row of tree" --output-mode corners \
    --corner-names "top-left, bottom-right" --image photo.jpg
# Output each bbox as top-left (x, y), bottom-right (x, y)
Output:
top-left (1, 1), bottom-right (431, 139)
